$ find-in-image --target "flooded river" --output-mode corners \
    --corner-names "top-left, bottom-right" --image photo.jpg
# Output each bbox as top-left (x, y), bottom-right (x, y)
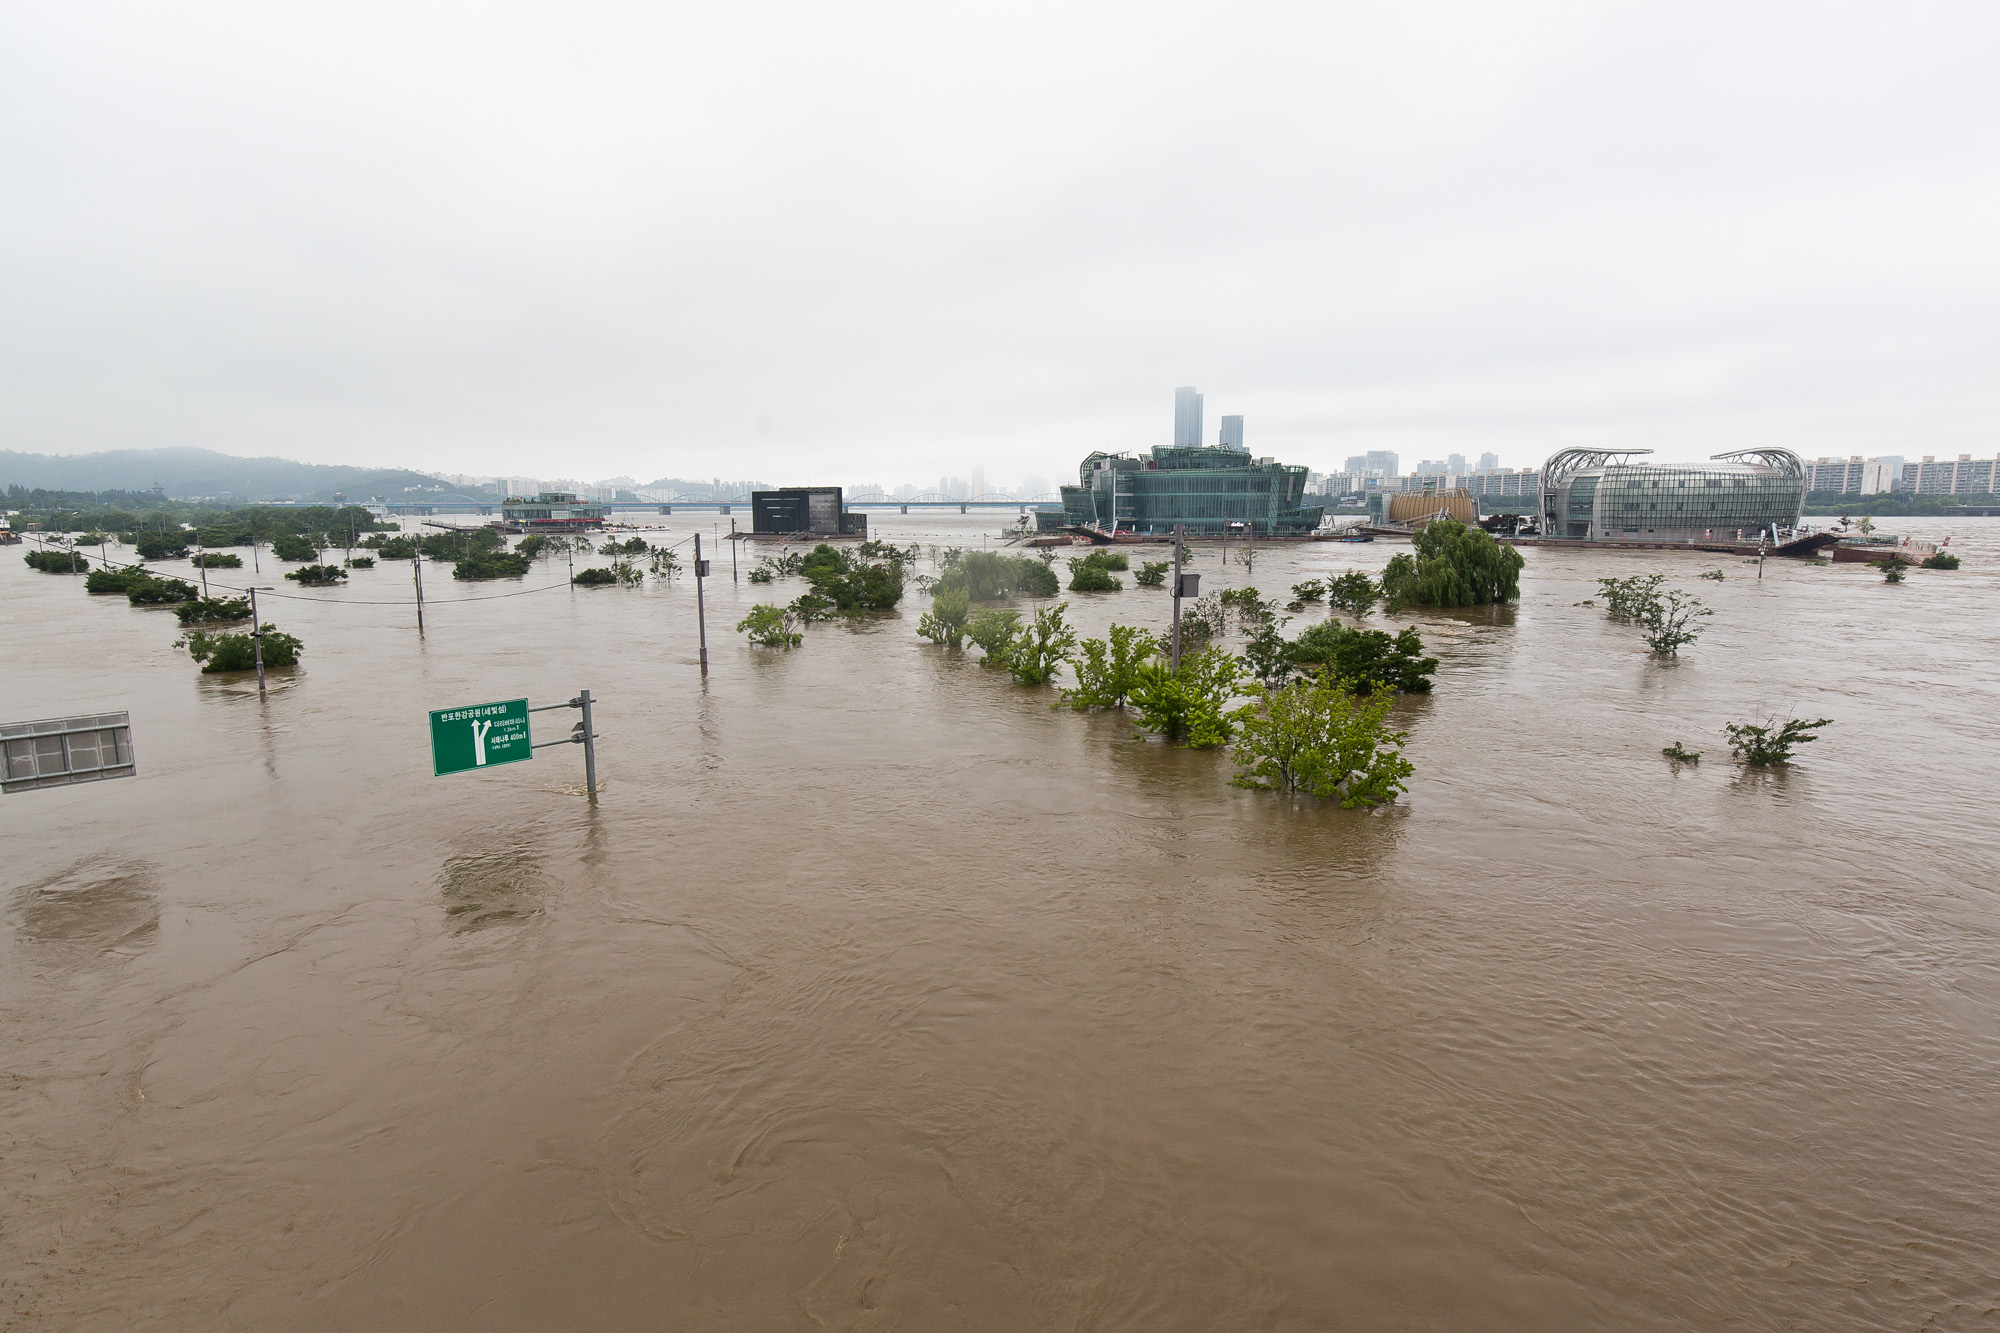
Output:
top-left (4, 514), bottom-right (1998, 1329)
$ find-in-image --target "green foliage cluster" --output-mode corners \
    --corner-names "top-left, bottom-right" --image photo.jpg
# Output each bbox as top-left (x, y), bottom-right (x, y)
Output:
top-left (270, 532), bottom-right (320, 562)
top-left (1380, 519), bottom-right (1524, 612)
top-left (917, 586), bottom-right (972, 649)
top-left (1005, 604), bottom-right (1076, 684)
top-left (738, 604), bottom-right (803, 647)
top-left (1135, 561), bottom-right (1170, 587)
top-left (600, 536), bottom-right (650, 555)
top-left (571, 567), bottom-right (620, 586)
top-left (452, 551), bottom-right (533, 580)
top-left (514, 534), bottom-right (547, 560)
top-left (855, 540), bottom-right (920, 567)
top-left (1662, 742), bottom-right (1701, 763)
top-left (938, 551), bottom-right (1059, 601)
top-left (133, 531), bottom-right (190, 560)
top-left (1129, 647), bottom-right (1244, 749)
top-left (1283, 621), bottom-right (1437, 693)
top-left (178, 624), bottom-right (304, 672)
top-left (967, 608), bottom-right (1022, 663)
top-left (799, 543), bottom-right (905, 610)
top-left (1061, 624), bottom-right (1160, 709)
top-left (285, 564), bottom-right (348, 586)
top-left (1231, 677), bottom-right (1412, 808)
top-left (648, 547), bottom-right (681, 578)
top-left (747, 566), bottom-right (775, 584)
top-left (175, 597), bottom-right (252, 625)
top-left (1179, 592), bottom-right (1226, 646)
top-left (1067, 550), bottom-right (1123, 591)
top-left (372, 536), bottom-right (418, 559)
top-left (1725, 717), bottom-right (1832, 766)
top-left (1697, 568), bottom-right (1726, 581)
top-left (417, 528), bottom-right (503, 562)
top-left (1921, 552), bottom-right (1961, 570)
top-left (1597, 574), bottom-right (1666, 619)
top-left (25, 549), bottom-right (86, 573)
top-left (192, 552), bottom-right (243, 568)
top-left (126, 575), bottom-right (199, 605)
top-left (1291, 579), bottom-right (1327, 603)
top-left (1640, 589), bottom-right (1712, 654)
top-left (1218, 586), bottom-right (1276, 628)
top-left (85, 566), bottom-right (148, 594)
top-left (1326, 571), bottom-right (1380, 617)
top-left (1880, 558), bottom-right (1908, 583)
top-left (346, 556), bottom-right (375, 569)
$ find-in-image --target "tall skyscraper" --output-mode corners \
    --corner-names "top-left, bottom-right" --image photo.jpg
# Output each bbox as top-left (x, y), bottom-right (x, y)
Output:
top-left (1218, 415), bottom-right (1244, 450)
top-left (971, 466), bottom-right (985, 499)
top-left (1365, 450), bottom-right (1400, 477)
top-left (1447, 453), bottom-right (1466, 472)
top-left (1174, 386), bottom-right (1204, 448)
top-left (1477, 452), bottom-right (1499, 472)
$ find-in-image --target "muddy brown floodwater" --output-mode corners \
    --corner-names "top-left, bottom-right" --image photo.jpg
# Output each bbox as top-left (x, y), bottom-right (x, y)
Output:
top-left (3, 515), bottom-right (1998, 1329)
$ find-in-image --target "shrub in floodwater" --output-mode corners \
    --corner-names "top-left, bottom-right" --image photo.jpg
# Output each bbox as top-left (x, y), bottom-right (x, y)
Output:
top-left (1067, 555), bottom-right (1121, 591)
top-left (1290, 579), bottom-right (1327, 603)
top-left (286, 564), bottom-right (348, 586)
top-left (1326, 571), bottom-right (1380, 618)
top-left (133, 531), bottom-right (189, 560)
top-left (1128, 646), bottom-right (1245, 749)
top-left (452, 552), bottom-right (531, 580)
top-left (85, 566), bottom-right (147, 593)
top-left (270, 532), bottom-right (319, 562)
top-left (1698, 569), bottom-right (1726, 581)
top-left (966, 608), bottom-right (1022, 665)
top-left (797, 543), bottom-right (904, 610)
top-left (1880, 559), bottom-right (1907, 583)
top-left (917, 585), bottom-right (972, 649)
top-left (1136, 561), bottom-right (1170, 587)
top-left (1231, 676), bottom-right (1412, 808)
top-left (571, 566), bottom-right (619, 586)
top-left (1724, 717), bottom-right (1832, 767)
top-left (1597, 574), bottom-right (1667, 620)
top-left (1007, 603), bottom-right (1076, 685)
top-left (738, 603), bottom-right (803, 647)
top-left (1662, 742), bottom-right (1701, 764)
top-left (1921, 552), bottom-right (1960, 570)
top-left (24, 549), bottom-right (85, 573)
top-left (748, 565), bottom-right (775, 584)
top-left (373, 536), bottom-right (418, 559)
top-left (1379, 518), bottom-right (1524, 612)
top-left (1640, 589), bottom-right (1712, 656)
top-left (1061, 623), bottom-right (1160, 709)
top-left (940, 551), bottom-right (1059, 601)
top-left (175, 596), bottom-right (252, 625)
top-left (600, 536), bottom-right (649, 555)
top-left (126, 575), bottom-right (199, 605)
top-left (1283, 621), bottom-right (1437, 693)
top-left (514, 535), bottom-right (547, 560)
top-left (177, 624), bottom-right (303, 672)
top-left (345, 555), bottom-right (374, 569)
top-left (192, 552), bottom-right (243, 568)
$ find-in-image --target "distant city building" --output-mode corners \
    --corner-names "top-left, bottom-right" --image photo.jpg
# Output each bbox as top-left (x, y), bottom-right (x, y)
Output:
top-left (1173, 387), bottom-right (1204, 449)
top-left (1464, 468), bottom-right (1541, 498)
top-left (1056, 443), bottom-right (1322, 535)
top-left (1477, 451), bottom-right (1499, 472)
top-left (1218, 415), bottom-right (1244, 450)
top-left (751, 486), bottom-right (866, 536)
top-left (1541, 449), bottom-right (1805, 541)
top-left (1366, 450), bottom-right (1399, 477)
top-left (1447, 453), bottom-right (1466, 472)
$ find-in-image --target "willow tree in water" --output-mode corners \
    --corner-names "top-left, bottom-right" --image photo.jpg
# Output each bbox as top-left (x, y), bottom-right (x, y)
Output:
top-left (1380, 518), bottom-right (1525, 612)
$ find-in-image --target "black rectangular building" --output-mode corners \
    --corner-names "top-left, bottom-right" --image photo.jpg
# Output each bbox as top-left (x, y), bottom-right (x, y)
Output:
top-left (750, 487), bottom-right (866, 536)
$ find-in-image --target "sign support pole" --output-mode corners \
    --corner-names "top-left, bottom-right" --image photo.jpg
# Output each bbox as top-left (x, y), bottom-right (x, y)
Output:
top-left (412, 551), bottom-right (426, 635)
top-left (729, 518), bottom-right (738, 582)
top-left (578, 689), bottom-right (598, 797)
top-left (694, 533), bottom-right (710, 674)
top-left (250, 586), bottom-right (267, 695)
top-left (1170, 524), bottom-right (1184, 672)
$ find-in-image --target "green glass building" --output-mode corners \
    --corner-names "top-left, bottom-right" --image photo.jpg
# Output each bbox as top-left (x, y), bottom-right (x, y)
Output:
top-left (1054, 445), bottom-right (1324, 536)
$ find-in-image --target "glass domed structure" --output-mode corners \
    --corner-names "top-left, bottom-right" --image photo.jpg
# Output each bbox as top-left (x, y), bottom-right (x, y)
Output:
top-left (1540, 449), bottom-right (1806, 543)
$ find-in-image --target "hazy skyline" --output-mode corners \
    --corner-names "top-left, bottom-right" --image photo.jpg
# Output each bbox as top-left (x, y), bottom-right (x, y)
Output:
top-left (4, 1), bottom-right (1995, 486)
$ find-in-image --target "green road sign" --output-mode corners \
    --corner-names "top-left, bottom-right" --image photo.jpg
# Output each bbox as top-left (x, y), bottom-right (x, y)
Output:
top-left (430, 698), bottom-right (532, 776)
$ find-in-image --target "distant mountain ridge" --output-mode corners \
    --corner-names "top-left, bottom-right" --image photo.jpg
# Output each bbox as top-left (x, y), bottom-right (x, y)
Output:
top-left (0, 446), bottom-right (487, 503)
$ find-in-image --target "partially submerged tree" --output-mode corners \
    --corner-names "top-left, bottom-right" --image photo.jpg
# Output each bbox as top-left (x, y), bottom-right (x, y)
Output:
top-left (1067, 552), bottom-right (1122, 591)
top-left (1231, 676), bottom-right (1412, 808)
top-left (1597, 574), bottom-right (1667, 620)
top-left (1135, 561), bottom-right (1170, 587)
top-left (1326, 571), bottom-right (1380, 618)
top-left (453, 551), bottom-right (532, 580)
top-left (1062, 623), bottom-right (1160, 708)
top-left (571, 566), bottom-right (620, 586)
top-left (126, 575), bottom-right (199, 605)
top-left (917, 586), bottom-right (972, 649)
top-left (1284, 621), bottom-right (1437, 693)
top-left (1921, 552), bottom-right (1961, 570)
top-left (937, 551), bottom-right (1058, 601)
top-left (1640, 589), bottom-right (1713, 655)
top-left (1128, 646), bottom-right (1244, 749)
top-left (1725, 717), bottom-right (1833, 766)
top-left (285, 564), bottom-right (349, 586)
top-left (1379, 518), bottom-right (1524, 612)
top-left (270, 532), bottom-right (319, 562)
top-left (738, 603), bottom-right (803, 647)
top-left (192, 552), bottom-right (243, 568)
top-left (177, 624), bottom-right (303, 672)
top-left (1007, 602), bottom-right (1077, 684)
top-left (175, 596), bottom-right (252, 626)
top-left (967, 608), bottom-right (1023, 666)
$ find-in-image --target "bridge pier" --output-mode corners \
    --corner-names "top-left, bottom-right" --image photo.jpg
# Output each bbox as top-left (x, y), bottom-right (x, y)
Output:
top-left (959, 504), bottom-right (967, 514)
top-left (719, 504), bottom-right (730, 515)
top-left (900, 504), bottom-right (907, 514)
top-left (659, 505), bottom-right (671, 515)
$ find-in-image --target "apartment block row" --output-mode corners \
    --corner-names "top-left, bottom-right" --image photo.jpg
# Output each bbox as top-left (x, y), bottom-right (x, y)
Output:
top-left (1804, 453), bottom-right (2000, 495)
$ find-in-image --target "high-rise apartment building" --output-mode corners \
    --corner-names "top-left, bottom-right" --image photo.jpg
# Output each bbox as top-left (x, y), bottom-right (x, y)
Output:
top-left (1366, 450), bottom-right (1399, 477)
top-left (1174, 387), bottom-right (1204, 448)
top-left (1447, 453), bottom-right (1466, 472)
top-left (1477, 452), bottom-right (1499, 472)
top-left (1218, 415), bottom-right (1244, 450)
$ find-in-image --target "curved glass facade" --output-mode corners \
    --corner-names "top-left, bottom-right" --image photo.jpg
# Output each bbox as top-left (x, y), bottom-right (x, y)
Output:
top-left (1542, 449), bottom-right (1805, 542)
top-left (1059, 445), bottom-right (1323, 535)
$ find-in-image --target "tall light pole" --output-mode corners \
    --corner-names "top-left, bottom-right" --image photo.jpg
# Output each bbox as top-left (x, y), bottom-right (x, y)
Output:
top-left (693, 533), bottom-right (711, 674)
top-left (249, 586), bottom-right (271, 695)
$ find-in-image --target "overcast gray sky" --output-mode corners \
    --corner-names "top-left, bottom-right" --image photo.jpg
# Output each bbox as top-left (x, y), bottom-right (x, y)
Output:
top-left (3, 0), bottom-right (1995, 486)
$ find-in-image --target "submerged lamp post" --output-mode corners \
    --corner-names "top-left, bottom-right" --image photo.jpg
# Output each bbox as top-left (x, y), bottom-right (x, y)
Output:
top-left (693, 533), bottom-right (711, 674)
top-left (249, 586), bottom-right (272, 695)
